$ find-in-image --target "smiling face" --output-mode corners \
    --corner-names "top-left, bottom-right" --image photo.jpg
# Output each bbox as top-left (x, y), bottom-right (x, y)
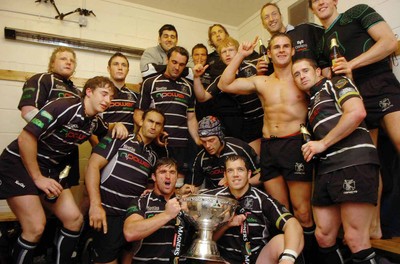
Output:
top-left (50, 51), bottom-right (76, 78)
top-left (152, 163), bottom-right (178, 196)
top-left (84, 85), bottom-right (114, 116)
top-left (310, 0), bottom-right (338, 25)
top-left (268, 35), bottom-right (294, 67)
top-left (224, 158), bottom-right (251, 197)
top-left (108, 56), bottom-right (129, 84)
top-left (292, 59), bottom-right (322, 93)
top-left (261, 4), bottom-right (284, 34)
top-left (158, 30), bottom-right (178, 52)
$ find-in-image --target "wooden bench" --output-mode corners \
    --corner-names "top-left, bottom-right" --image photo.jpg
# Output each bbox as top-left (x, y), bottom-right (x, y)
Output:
top-left (0, 208), bottom-right (17, 222)
top-left (371, 237), bottom-right (400, 262)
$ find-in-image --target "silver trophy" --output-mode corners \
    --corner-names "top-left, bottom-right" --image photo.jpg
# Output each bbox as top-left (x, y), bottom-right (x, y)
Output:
top-left (181, 194), bottom-right (238, 262)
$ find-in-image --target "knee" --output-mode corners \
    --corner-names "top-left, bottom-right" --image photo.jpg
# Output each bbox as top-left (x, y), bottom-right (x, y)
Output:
top-left (23, 219), bottom-right (46, 242)
top-left (315, 228), bottom-right (336, 248)
top-left (62, 211), bottom-right (83, 231)
top-left (293, 206), bottom-right (313, 227)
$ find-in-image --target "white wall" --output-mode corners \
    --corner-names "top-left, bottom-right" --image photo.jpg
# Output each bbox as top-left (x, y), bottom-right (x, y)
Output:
top-left (0, 0), bottom-right (237, 210)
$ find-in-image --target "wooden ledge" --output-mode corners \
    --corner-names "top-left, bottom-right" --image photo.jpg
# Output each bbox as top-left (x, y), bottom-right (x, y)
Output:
top-left (0, 210), bottom-right (17, 222)
top-left (0, 69), bottom-right (140, 92)
top-left (371, 237), bottom-right (400, 255)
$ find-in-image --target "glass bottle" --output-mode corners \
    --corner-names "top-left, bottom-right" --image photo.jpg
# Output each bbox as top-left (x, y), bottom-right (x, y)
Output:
top-left (45, 165), bottom-right (71, 203)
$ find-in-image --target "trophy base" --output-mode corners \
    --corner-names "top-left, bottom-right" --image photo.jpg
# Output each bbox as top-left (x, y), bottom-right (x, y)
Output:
top-left (183, 238), bottom-right (226, 263)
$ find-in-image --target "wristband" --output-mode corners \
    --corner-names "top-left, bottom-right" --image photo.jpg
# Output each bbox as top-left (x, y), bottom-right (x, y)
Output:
top-left (278, 249), bottom-right (298, 263)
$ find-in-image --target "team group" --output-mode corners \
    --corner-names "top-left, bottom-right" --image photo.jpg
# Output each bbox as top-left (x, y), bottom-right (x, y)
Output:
top-left (0, 0), bottom-right (399, 263)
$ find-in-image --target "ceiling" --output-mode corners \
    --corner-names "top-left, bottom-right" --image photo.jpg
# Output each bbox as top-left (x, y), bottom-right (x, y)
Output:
top-left (121, 0), bottom-right (270, 27)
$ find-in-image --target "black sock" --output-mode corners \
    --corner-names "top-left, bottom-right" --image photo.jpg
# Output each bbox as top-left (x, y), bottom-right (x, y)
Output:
top-left (352, 248), bottom-right (377, 264)
top-left (55, 227), bottom-right (81, 264)
top-left (12, 236), bottom-right (38, 264)
top-left (302, 225), bottom-right (317, 264)
top-left (318, 243), bottom-right (345, 264)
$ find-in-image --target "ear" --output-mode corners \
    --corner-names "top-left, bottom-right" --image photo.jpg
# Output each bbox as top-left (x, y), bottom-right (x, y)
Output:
top-left (291, 47), bottom-right (295, 57)
top-left (107, 65), bottom-right (111, 74)
top-left (247, 170), bottom-right (252, 180)
top-left (151, 173), bottom-right (156, 182)
top-left (316, 67), bottom-right (322, 77)
top-left (85, 87), bottom-right (93, 97)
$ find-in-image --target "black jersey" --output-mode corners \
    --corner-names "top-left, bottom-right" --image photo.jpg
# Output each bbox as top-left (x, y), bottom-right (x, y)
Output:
top-left (6, 97), bottom-right (108, 169)
top-left (100, 86), bottom-right (138, 132)
top-left (186, 137), bottom-right (260, 188)
top-left (317, 4), bottom-right (391, 83)
top-left (138, 74), bottom-right (195, 147)
top-left (202, 186), bottom-right (294, 264)
top-left (207, 60), bottom-right (263, 123)
top-left (18, 72), bottom-right (81, 110)
top-left (308, 77), bottom-right (380, 174)
top-left (93, 132), bottom-right (157, 216)
top-left (126, 191), bottom-right (184, 263)
top-left (287, 23), bottom-right (324, 62)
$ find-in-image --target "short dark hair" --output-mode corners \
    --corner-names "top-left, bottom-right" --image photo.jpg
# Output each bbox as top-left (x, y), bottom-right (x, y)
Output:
top-left (268, 32), bottom-right (293, 50)
top-left (293, 58), bottom-right (318, 70)
top-left (192, 43), bottom-right (208, 56)
top-left (225, 155), bottom-right (250, 171)
top-left (142, 108), bottom-right (166, 126)
top-left (108, 52), bottom-right (129, 68)
top-left (158, 24), bottom-right (178, 38)
top-left (260, 2), bottom-right (282, 20)
top-left (208, 24), bottom-right (230, 49)
top-left (167, 46), bottom-right (189, 63)
top-left (154, 157), bottom-right (178, 173)
top-left (82, 76), bottom-right (116, 98)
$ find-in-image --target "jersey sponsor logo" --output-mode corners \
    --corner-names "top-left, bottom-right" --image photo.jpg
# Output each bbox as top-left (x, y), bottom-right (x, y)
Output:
top-left (22, 87), bottom-right (36, 93)
top-left (338, 87), bottom-right (357, 98)
top-left (119, 152), bottom-right (151, 168)
top-left (294, 162), bottom-right (305, 175)
top-left (379, 98), bottom-right (393, 112)
top-left (147, 206), bottom-right (160, 211)
top-left (31, 118), bottom-right (44, 128)
top-left (343, 179), bottom-right (358, 194)
top-left (155, 92), bottom-right (186, 100)
top-left (335, 79), bottom-right (348, 89)
top-left (155, 86), bottom-right (168, 91)
top-left (97, 142), bottom-right (107, 149)
top-left (122, 145), bottom-right (137, 153)
top-left (40, 110), bottom-right (53, 122)
top-left (15, 180), bottom-right (26, 188)
top-left (65, 131), bottom-right (87, 140)
top-left (244, 197), bottom-right (254, 210)
top-left (209, 168), bottom-right (224, 176)
top-left (110, 101), bottom-right (135, 108)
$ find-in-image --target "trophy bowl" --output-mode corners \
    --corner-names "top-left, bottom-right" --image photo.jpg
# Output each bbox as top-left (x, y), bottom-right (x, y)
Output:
top-left (181, 194), bottom-right (238, 262)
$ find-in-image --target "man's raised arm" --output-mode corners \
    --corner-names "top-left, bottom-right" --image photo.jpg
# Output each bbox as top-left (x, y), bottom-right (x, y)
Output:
top-left (218, 37), bottom-right (259, 95)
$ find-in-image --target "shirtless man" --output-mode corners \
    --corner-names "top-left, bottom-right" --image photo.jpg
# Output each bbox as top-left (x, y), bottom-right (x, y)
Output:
top-left (218, 33), bottom-right (314, 247)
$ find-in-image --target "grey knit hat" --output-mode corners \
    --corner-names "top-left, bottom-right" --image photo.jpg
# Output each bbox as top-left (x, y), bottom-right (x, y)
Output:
top-left (198, 116), bottom-right (225, 141)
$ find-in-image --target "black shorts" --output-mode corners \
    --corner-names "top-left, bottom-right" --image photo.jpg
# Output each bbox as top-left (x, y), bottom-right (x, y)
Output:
top-left (92, 215), bottom-right (132, 263)
top-left (260, 134), bottom-right (313, 182)
top-left (0, 150), bottom-right (66, 199)
top-left (241, 118), bottom-right (263, 143)
top-left (357, 72), bottom-right (400, 129)
top-left (312, 164), bottom-right (379, 206)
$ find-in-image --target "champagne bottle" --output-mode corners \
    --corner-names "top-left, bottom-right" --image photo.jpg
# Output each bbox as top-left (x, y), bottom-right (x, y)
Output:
top-left (45, 165), bottom-right (71, 203)
top-left (300, 123), bottom-right (312, 143)
top-left (300, 124), bottom-right (319, 161)
top-left (259, 39), bottom-right (269, 64)
top-left (330, 38), bottom-right (343, 68)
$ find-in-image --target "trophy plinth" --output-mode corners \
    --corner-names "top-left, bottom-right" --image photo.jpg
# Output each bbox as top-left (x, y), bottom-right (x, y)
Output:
top-left (181, 194), bottom-right (238, 262)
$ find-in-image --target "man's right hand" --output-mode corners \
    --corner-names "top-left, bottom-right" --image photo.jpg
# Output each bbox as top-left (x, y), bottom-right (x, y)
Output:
top-left (193, 64), bottom-right (209, 78)
top-left (165, 197), bottom-right (181, 219)
top-left (89, 204), bottom-right (108, 234)
top-left (256, 58), bottom-right (269, 75)
top-left (34, 175), bottom-right (63, 198)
